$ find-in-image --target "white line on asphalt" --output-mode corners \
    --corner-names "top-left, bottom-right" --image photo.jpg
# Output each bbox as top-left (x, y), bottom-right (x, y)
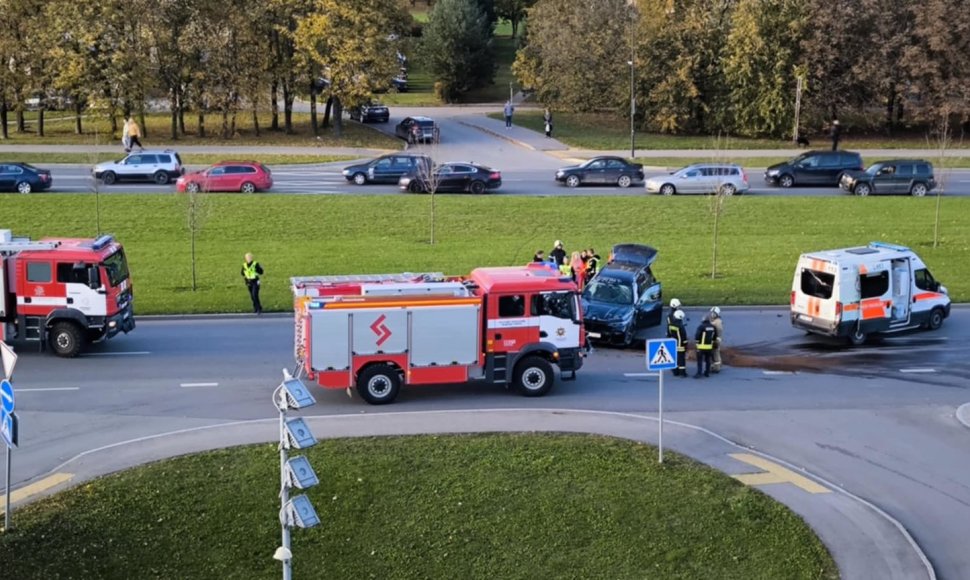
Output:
top-left (180, 382), bottom-right (219, 388)
top-left (16, 387), bottom-right (81, 392)
top-left (622, 372), bottom-right (657, 378)
top-left (899, 368), bottom-right (937, 374)
top-left (762, 370), bottom-right (795, 375)
top-left (83, 351), bottom-right (151, 356)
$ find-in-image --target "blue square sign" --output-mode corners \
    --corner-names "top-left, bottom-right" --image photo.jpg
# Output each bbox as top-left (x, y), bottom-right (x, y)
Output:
top-left (646, 338), bottom-right (678, 371)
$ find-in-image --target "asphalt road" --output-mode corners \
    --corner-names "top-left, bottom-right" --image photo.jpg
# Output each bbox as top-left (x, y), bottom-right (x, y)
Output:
top-left (7, 307), bottom-right (970, 578)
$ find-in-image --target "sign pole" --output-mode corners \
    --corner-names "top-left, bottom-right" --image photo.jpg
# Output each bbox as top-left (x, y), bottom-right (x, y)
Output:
top-left (658, 370), bottom-right (664, 463)
top-left (3, 444), bottom-right (10, 530)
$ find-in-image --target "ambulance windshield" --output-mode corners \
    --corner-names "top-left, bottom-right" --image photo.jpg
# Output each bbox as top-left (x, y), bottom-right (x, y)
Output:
top-left (801, 269), bottom-right (834, 299)
top-left (102, 249), bottom-right (130, 287)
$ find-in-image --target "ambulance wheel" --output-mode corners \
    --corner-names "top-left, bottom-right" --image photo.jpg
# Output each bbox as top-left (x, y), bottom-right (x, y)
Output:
top-left (847, 327), bottom-right (867, 346)
top-left (49, 321), bottom-right (83, 358)
top-left (513, 356), bottom-right (554, 397)
top-left (926, 307), bottom-right (945, 331)
top-left (357, 364), bottom-right (401, 405)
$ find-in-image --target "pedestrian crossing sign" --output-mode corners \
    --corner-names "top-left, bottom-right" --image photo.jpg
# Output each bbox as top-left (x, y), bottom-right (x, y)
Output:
top-left (646, 338), bottom-right (678, 371)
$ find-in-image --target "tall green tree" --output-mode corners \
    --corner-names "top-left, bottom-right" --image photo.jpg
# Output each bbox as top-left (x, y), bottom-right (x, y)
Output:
top-left (721, 0), bottom-right (806, 138)
top-left (903, 0), bottom-right (970, 125)
top-left (494, 0), bottom-right (534, 37)
top-left (421, 0), bottom-right (496, 102)
top-left (799, 0), bottom-right (869, 123)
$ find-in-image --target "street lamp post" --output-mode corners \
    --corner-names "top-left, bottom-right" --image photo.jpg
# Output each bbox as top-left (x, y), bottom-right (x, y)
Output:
top-left (629, 60), bottom-right (635, 158)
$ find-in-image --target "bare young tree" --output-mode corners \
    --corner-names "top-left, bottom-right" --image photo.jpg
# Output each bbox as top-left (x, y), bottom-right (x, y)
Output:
top-left (407, 127), bottom-right (444, 245)
top-left (708, 133), bottom-right (734, 279)
top-left (88, 123), bottom-right (105, 236)
top-left (180, 172), bottom-right (212, 290)
top-left (932, 107), bottom-right (952, 248)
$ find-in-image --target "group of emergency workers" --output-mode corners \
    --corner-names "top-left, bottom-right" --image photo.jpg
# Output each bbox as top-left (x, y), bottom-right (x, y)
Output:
top-left (533, 240), bottom-right (601, 289)
top-left (666, 298), bottom-right (724, 378)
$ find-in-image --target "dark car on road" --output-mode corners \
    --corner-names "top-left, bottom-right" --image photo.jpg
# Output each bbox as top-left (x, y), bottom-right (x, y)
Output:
top-left (0, 162), bottom-right (52, 194)
top-left (349, 101), bottom-right (390, 123)
top-left (555, 156), bottom-right (644, 188)
top-left (839, 159), bottom-right (936, 196)
top-left (395, 116), bottom-right (439, 144)
top-left (399, 162), bottom-right (502, 194)
top-left (342, 154), bottom-right (432, 186)
top-left (764, 150), bottom-right (864, 188)
top-left (581, 244), bottom-right (663, 346)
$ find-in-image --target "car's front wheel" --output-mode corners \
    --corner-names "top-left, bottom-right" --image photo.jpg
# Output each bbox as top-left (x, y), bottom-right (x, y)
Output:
top-left (659, 183), bottom-right (676, 196)
top-left (778, 174), bottom-right (795, 188)
top-left (853, 183), bottom-right (871, 196)
top-left (352, 173), bottom-right (367, 186)
top-left (102, 171), bottom-right (117, 185)
top-left (565, 175), bottom-right (580, 188)
top-left (186, 182), bottom-right (201, 194)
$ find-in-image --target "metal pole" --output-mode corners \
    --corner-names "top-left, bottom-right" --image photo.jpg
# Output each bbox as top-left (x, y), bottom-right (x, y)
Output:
top-left (658, 371), bottom-right (664, 463)
top-left (279, 391), bottom-right (291, 580)
top-left (509, 82), bottom-right (513, 104)
top-left (4, 444), bottom-right (11, 530)
top-left (792, 76), bottom-right (803, 144)
top-left (630, 61), bottom-right (636, 158)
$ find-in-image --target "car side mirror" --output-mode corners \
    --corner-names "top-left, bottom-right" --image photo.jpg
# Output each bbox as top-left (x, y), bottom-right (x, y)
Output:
top-left (87, 267), bottom-right (100, 289)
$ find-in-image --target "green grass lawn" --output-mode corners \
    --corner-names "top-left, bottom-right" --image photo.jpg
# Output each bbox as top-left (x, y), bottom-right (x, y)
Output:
top-left (0, 434), bottom-right (837, 579)
top-left (2, 195), bottom-right (967, 314)
top-left (496, 111), bottom-right (970, 151)
top-left (1, 112), bottom-right (400, 149)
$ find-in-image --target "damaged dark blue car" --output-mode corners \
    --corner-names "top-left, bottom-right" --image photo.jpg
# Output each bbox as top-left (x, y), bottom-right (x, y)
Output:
top-left (581, 244), bottom-right (663, 346)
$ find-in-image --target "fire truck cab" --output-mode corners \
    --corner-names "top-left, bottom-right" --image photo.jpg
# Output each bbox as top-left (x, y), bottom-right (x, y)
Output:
top-left (292, 264), bottom-right (586, 404)
top-left (791, 241), bottom-right (950, 345)
top-left (1, 229), bottom-right (135, 357)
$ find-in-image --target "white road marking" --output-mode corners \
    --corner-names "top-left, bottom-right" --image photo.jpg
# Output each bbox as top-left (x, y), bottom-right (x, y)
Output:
top-left (899, 368), bottom-right (936, 374)
top-left (623, 372), bottom-right (657, 378)
top-left (83, 351), bottom-right (151, 356)
top-left (180, 382), bottom-right (219, 388)
top-left (763, 370), bottom-right (794, 375)
top-left (16, 387), bottom-right (80, 392)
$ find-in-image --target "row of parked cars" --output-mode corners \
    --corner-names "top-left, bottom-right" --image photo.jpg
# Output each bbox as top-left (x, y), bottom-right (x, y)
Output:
top-left (341, 153), bottom-right (501, 194)
top-left (552, 151), bottom-right (939, 196)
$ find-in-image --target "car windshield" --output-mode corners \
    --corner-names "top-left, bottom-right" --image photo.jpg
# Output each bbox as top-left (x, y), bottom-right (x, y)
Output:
top-left (583, 276), bottom-right (634, 305)
top-left (102, 248), bottom-right (130, 287)
top-left (865, 164), bottom-right (882, 175)
top-left (792, 153), bottom-right (809, 164)
top-left (580, 159), bottom-right (600, 168)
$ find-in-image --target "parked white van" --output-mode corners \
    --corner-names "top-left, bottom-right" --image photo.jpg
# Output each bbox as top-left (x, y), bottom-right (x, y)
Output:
top-left (791, 242), bottom-right (951, 345)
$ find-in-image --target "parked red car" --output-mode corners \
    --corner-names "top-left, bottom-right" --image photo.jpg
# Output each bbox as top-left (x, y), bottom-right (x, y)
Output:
top-left (176, 161), bottom-right (273, 193)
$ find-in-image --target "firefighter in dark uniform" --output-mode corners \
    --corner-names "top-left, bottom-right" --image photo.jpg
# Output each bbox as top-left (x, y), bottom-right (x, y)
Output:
top-left (695, 315), bottom-right (717, 378)
top-left (668, 309), bottom-right (688, 377)
top-left (241, 252), bottom-right (264, 314)
top-left (666, 298), bottom-right (682, 328)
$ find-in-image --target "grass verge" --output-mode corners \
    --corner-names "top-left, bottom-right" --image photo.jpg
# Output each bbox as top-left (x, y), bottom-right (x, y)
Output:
top-left (494, 111), bottom-right (970, 152)
top-left (0, 153), bottom-right (362, 166)
top-left (0, 434), bottom-right (837, 579)
top-left (2, 195), bottom-right (967, 314)
top-left (0, 112), bottom-right (399, 149)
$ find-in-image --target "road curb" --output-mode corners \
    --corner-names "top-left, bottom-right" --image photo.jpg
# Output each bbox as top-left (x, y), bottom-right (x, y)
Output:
top-left (8, 408), bottom-right (934, 580)
top-left (957, 403), bottom-right (970, 430)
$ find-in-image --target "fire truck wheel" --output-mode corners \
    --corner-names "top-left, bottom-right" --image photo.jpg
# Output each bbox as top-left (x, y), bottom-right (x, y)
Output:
top-left (49, 321), bottom-right (83, 358)
top-left (357, 364), bottom-right (401, 405)
top-left (513, 356), bottom-right (554, 397)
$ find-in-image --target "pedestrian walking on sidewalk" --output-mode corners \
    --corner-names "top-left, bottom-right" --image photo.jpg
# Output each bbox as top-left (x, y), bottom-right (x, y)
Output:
top-left (830, 119), bottom-right (841, 151)
top-left (504, 101), bottom-right (514, 129)
top-left (125, 115), bottom-right (143, 152)
top-left (543, 108), bottom-right (553, 137)
top-left (241, 252), bottom-right (264, 314)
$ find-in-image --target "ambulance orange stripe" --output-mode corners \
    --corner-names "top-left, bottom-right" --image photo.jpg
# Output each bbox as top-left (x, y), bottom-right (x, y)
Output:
top-left (843, 303), bottom-right (859, 312)
top-left (914, 292), bottom-right (943, 302)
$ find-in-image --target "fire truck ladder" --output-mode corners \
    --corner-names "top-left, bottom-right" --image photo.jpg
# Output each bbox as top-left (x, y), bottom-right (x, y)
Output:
top-left (291, 272), bottom-right (447, 286)
top-left (0, 235), bottom-right (61, 256)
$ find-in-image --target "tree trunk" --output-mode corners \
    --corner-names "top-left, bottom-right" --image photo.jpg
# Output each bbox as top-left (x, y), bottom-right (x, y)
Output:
top-left (283, 80), bottom-right (294, 134)
top-left (36, 107), bottom-right (45, 137)
top-left (74, 99), bottom-right (83, 134)
top-left (884, 89), bottom-right (895, 134)
top-left (310, 85), bottom-right (318, 137)
top-left (230, 108), bottom-right (237, 137)
top-left (139, 108), bottom-right (147, 140)
top-left (512, 19), bottom-right (518, 37)
top-left (170, 88), bottom-right (179, 140)
top-left (221, 107), bottom-right (230, 139)
top-left (333, 97), bottom-right (343, 137)
top-left (109, 111), bottom-right (118, 134)
top-left (270, 79), bottom-right (280, 131)
top-left (0, 100), bottom-right (8, 140)
top-left (16, 108), bottom-right (25, 133)
top-left (178, 90), bottom-right (186, 135)
top-left (323, 96), bottom-right (333, 128)
top-left (197, 110), bottom-right (206, 138)
top-left (252, 100), bottom-right (260, 137)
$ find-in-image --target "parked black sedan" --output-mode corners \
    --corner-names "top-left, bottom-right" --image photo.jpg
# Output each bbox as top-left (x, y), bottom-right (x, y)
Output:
top-left (399, 162), bottom-right (501, 194)
top-left (349, 101), bottom-right (390, 123)
top-left (0, 162), bottom-right (52, 194)
top-left (555, 156), bottom-right (644, 188)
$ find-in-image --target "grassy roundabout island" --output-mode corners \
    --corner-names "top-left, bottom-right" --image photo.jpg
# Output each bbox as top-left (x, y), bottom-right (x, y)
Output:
top-left (0, 434), bottom-right (836, 579)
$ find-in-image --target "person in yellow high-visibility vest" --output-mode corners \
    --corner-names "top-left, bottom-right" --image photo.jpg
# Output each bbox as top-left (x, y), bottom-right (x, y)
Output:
top-left (694, 315), bottom-right (717, 378)
top-left (240, 253), bottom-right (264, 314)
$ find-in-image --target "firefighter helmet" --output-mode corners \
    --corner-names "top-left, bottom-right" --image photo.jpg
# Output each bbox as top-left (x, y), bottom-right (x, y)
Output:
top-left (670, 298), bottom-right (682, 309)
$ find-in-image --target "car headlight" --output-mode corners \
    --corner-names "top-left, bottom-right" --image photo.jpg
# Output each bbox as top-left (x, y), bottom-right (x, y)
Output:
top-left (342, 169), bottom-right (350, 176)
top-left (767, 169), bottom-right (780, 176)
top-left (939, 284), bottom-right (948, 295)
top-left (556, 171), bottom-right (565, 177)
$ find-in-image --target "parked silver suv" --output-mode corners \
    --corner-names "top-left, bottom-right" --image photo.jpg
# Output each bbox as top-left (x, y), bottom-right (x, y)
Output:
top-left (645, 163), bottom-right (749, 195)
top-left (94, 150), bottom-right (184, 185)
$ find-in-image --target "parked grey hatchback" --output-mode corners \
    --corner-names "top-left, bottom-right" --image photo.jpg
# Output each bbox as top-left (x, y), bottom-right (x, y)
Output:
top-left (645, 163), bottom-right (749, 195)
top-left (839, 160), bottom-right (936, 196)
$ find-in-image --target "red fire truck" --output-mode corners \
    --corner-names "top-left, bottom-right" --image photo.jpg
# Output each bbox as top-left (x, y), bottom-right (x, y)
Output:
top-left (292, 264), bottom-right (586, 404)
top-left (1, 229), bottom-right (135, 357)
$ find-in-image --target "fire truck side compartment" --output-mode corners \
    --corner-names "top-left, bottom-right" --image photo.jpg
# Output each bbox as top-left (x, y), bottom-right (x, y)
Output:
top-left (410, 305), bottom-right (481, 366)
top-left (310, 310), bottom-right (351, 370)
top-left (352, 309), bottom-right (408, 355)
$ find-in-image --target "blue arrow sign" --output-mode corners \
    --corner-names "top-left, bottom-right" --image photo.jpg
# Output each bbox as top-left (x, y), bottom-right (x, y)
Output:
top-left (1, 409), bottom-right (17, 448)
top-left (646, 338), bottom-right (678, 371)
top-left (0, 379), bottom-right (13, 414)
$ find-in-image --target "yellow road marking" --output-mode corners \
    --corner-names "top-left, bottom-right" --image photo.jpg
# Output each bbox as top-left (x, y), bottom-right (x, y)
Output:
top-left (0, 472), bottom-right (75, 513)
top-left (729, 453), bottom-right (830, 494)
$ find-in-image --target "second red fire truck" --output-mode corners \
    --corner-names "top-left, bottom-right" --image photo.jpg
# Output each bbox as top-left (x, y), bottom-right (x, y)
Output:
top-left (1, 229), bottom-right (135, 357)
top-left (292, 264), bottom-right (586, 404)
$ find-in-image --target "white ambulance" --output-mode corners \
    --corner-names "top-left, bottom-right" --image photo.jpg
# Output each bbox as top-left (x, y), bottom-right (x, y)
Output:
top-left (791, 242), bottom-right (951, 345)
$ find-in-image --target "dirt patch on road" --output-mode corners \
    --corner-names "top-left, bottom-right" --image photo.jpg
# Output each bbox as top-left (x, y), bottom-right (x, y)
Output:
top-left (719, 346), bottom-right (840, 373)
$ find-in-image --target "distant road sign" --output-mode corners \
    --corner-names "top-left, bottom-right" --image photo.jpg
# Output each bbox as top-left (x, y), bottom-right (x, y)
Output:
top-left (646, 339), bottom-right (677, 371)
top-left (0, 380), bottom-right (13, 415)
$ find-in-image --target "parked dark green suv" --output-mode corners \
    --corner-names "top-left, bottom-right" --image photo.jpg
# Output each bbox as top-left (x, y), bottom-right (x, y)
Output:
top-left (765, 150), bottom-right (864, 187)
top-left (839, 159), bottom-right (936, 196)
